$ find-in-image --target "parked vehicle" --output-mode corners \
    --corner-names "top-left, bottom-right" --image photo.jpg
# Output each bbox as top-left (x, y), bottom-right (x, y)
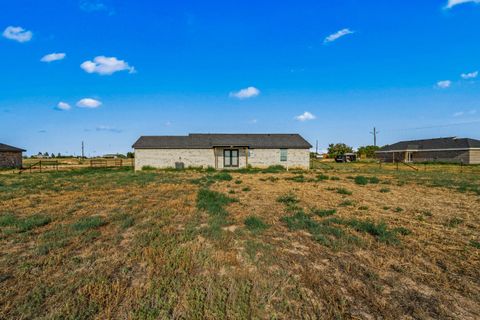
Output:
top-left (335, 153), bottom-right (357, 163)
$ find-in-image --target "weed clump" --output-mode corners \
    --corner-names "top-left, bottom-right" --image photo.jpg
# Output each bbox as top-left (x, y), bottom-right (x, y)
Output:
top-left (311, 208), bottom-right (336, 217)
top-left (244, 216), bottom-right (269, 233)
top-left (336, 188), bottom-right (352, 195)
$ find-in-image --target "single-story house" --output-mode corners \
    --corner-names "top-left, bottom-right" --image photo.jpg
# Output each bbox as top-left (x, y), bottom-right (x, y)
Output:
top-left (132, 133), bottom-right (312, 170)
top-left (375, 137), bottom-right (480, 164)
top-left (0, 143), bottom-right (26, 168)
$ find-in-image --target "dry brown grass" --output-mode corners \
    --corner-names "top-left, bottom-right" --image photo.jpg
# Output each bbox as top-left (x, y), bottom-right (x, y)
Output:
top-left (0, 165), bottom-right (479, 319)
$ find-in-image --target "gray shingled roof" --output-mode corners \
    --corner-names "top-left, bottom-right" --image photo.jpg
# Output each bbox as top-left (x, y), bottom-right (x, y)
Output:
top-left (133, 134), bottom-right (312, 149)
top-left (0, 143), bottom-right (26, 152)
top-left (378, 137), bottom-right (480, 152)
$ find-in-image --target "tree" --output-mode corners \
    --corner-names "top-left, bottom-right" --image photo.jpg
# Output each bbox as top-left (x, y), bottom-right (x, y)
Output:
top-left (51, 153), bottom-right (56, 158)
top-left (357, 145), bottom-right (380, 159)
top-left (127, 152), bottom-right (134, 158)
top-left (328, 143), bottom-right (353, 158)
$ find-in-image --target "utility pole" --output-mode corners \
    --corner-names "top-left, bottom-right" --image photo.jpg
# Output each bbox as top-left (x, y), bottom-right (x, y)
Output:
top-left (81, 141), bottom-right (85, 158)
top-left (316, 140), bottom-right (318, 155)
top-left (370, 127), bottom-right (379, 147)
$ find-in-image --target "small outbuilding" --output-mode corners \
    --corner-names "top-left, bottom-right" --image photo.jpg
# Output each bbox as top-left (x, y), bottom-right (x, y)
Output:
top-left (375, 137), bottom-right (480, 164)
top-left (0, 143), bottom-right (26, 168)
top-left (132, 133), bottom-right (312, 170)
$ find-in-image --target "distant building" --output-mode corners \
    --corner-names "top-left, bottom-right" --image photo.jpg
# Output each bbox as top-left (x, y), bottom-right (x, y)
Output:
top-left (0, 143), bottom-right (26, 168)
top-left (375, 137), bottom-right (480, 164)
top-left (132, 133), bottom-right (312, 170)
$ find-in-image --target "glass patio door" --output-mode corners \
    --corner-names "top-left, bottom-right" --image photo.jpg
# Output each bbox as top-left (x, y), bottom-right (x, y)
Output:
top-left (224, 149), bottom-right (239, 167)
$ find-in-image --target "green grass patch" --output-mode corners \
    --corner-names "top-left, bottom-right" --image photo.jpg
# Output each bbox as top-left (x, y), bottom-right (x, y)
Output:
top-left (71, 216), bottom-right (106, 232)
top-left (242, 187), bottom-right (251, 192)
top-left (141, 165), bottom-right (156, 171)
top-left (336, 188), bottom-right (352, 195)
top-left (316, 174), bottom-right (329, 181)
top-left (445, 217), bottom-right (463, 228)
top-left (214, 172), bottom-right (233, 181)
top-left (311, 208), bottom-right (336, 217)
top-left (354, 176), bottom-right (369, 185)
top-left (197, 189), bottom-right (236, 217)
top-left (0, 213), bottom-right (51, 234)
top-left (339, 200), bottom-right (354, 207)
top-left (276, 193), bottom-right (299, 206)
top-left (244, 216), bottom-right (269, 233)
top-left (470, 240), bottom-right (480, 249)
top-left (281, 211), bottom-right (358, 248)
top-left (332, 218), bottom-right (401, 245)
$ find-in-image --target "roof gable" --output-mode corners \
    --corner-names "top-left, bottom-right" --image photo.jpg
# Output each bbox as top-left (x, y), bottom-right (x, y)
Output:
top-left (132, 134), bottom-right (312, 149)
top-left (379, 137), bottom-right (480, 152)
top-left (0, 143), bottom-right (26, 152)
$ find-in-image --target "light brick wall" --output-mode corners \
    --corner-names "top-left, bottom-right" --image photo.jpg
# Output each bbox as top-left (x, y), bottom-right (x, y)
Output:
top-left (135, 148), bottom-right (310, 170)
top-left (135, 149), bottom-right (214, 170)
top-left (470, 150), bottom-right (480, 164)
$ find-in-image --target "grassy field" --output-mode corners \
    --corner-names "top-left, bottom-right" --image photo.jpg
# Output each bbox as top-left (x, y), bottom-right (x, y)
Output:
top-left (0, 163), bottom-right (479, 319)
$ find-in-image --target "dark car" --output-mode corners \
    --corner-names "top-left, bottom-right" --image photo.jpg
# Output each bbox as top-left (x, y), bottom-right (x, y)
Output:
top-left (335, 153), bottom-right (357, 163)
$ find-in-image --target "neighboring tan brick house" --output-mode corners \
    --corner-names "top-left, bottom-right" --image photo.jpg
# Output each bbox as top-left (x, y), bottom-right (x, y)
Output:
top-left (132, 134), bottom-right (312, 170)
top-left (375, 137), bottom-right (480, 164)
top-left (0, 143), bottom-right (26, 168)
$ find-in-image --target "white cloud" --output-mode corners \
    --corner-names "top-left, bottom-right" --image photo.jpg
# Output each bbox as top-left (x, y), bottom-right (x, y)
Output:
top-left (80, 0), bottom-right (115, 15)
top-left (55, 102), bottom-right (71, 111)
top-left (445, 0), bottom-right (480, 9)
top-left (229, 86), bottom-right (260, 99)
top-left (76, 98), bottom-right (102, 108)
top-left (436, 80), bottom-right (452, 89)
top-left (2, 26), bottom-right (33, 43)
top-left (461, 71), bottom-right (478, 80)
top-left (41, 53), bottom-right (66, 63)
top-left (96, 125), bottom-right (121, 133)
top-left (249, 119), bottom-right (258, 124)
top-left (80, 56), bottom-right (135, 75)
top-left (453, 109), bottom-right (476, 117)
top-left (324, 28), bottom-right (354, 44)
top-left (295, 111), bottom-right (316, 121)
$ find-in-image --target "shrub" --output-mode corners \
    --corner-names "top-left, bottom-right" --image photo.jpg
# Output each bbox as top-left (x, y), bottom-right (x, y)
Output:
top-left (379, 188), bottom-right (390, 193)
top-left (330, 176), bottom-right (340, 181)
top-left (141, 165), bottom-right (156, 171)
top-left (394, 207), bottom-right (403, 213)
top-left (235, 180), bottom-right (242, 184)
top-left (358, 206), bottom-right (369, 211)
top-left (242, 187), bottom-right (251, 192)
top-left (244, 216), bottom-right (269, 232)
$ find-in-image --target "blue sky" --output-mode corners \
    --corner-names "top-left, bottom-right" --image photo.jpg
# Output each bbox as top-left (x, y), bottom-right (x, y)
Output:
top-left (1, 0), bottom-right (480, 155)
